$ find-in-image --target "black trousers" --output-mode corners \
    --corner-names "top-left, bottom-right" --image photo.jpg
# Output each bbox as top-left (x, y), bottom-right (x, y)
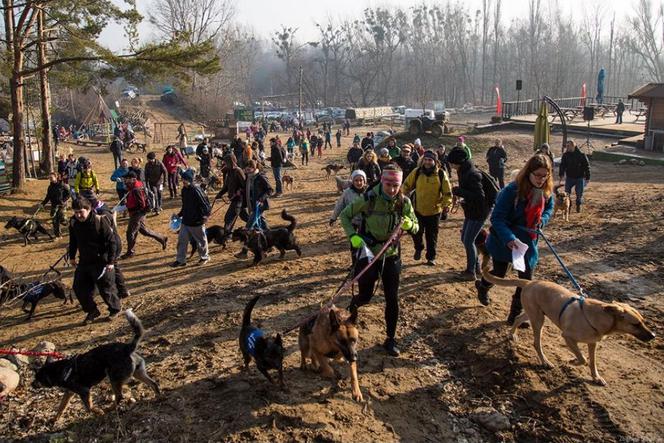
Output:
top-left (480, 259), bottom-right (534, 312)
top-left (114, 263), bottom-right (128, 297)
top-left (412, 213), bottom-right (440, 261)
top-left (224, 203), bottom-right (248, 231)
top-left (126, 212), bottom-right (165, 254)
top-left (50, 205), bottom-right (65, 237)
top-left (167, 172), bottom-right (178, 198)
top-left (73, 263), bottom-right (120, 314)
top-left (490, 168), bottom-right (505, 188)
top-left (351, 255), bottom-right (401, 339)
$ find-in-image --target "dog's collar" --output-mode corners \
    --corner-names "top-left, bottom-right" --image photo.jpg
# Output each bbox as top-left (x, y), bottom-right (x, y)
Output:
top-left (558, 296), bottom-right (583, 322)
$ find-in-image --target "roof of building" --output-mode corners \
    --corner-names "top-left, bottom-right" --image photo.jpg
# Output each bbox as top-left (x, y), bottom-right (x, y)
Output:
top-left (628, 83), bottom-right (664, 99)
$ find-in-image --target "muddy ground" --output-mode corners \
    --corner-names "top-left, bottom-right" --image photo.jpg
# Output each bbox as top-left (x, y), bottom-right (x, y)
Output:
top-left (0, 100), bottom-right (662, 442)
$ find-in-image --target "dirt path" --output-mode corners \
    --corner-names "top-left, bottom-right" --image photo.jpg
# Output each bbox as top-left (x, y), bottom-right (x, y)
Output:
top-left (0, 115), bottom-right (662, 442)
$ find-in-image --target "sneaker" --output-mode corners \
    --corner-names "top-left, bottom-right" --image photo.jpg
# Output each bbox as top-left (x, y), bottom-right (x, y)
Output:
top-left (170, 261), bottom-right (186, 268)
top-left (475, 280), bottom-right (490, 306)
top-left (82, 309), bottom-right (101, 325)
top-left (120, 252), bottom-right (134, 260)
top-left (456, 270), bottom-right (477, 282)
top-left (413, 250), bottom-right (422, 261)
top-left (426, 260), bottom-right (436, 266)
top-left (198, 257), bottom-right (209, 265)
top-left (383, 338), bottom-right (400, 357)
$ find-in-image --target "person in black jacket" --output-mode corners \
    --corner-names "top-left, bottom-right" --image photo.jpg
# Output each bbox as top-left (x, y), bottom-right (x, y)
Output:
top-left (448, 147), bottom-right (487, 281)
top-left (109, 136), bottom-right (124, 169)
top-left (486, 139), bottom-right (507, 188)
top-left (346, 141), bottom-right (364, 170)
top-left (94, 200), bottom-right (130, 299)
top-left (361, 132), bottom-right (374, 150)
top-left (69, 197), bottom-right (120, 324)
top-left (559, 140), bottom-right (591, 213)
top-left (215, 154), bottom-right (247, 233)
top-left (392, 144), bottom-right (416, 179)
top-left (269, 138), bottom-right (284, 196)
top-left (616, 99), bottom-right (625, 124)
top-left (172, 169), bottom-right (211, 267)
top-left (357, 150), bottom-right (382, 188)
top-left (144, 151), bottom-right (168, 214)
top-left (435, 145), bottom-right (452, 176)
top-left (39, 172), bottom-right (70, 238)
top-left (235, 160), bottom-right (273, 259)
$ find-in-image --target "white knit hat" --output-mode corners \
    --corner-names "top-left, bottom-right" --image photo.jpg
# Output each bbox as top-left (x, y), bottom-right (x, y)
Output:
top-left (351, 170), bottom-right (367, 181)
top-left (414, 138), bottom-right (422, 146)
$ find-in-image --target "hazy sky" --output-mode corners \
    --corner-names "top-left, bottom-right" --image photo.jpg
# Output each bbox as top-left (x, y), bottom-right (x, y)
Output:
top-left (100, 0), bottom-right (637, 52)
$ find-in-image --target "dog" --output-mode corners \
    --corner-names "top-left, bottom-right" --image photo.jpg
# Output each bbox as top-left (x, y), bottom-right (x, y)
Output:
top-left (335, 176), bottom-right (352, 194)
top-left (189, 225), bottom-right (230, 257)
top-left (19, 280), bottom-right (73, 320)
top-left (282, 173), bottom-right (294, 191)
top-left (479, 251), bottom-right (655, 386)
top-left (245, 210), bottom-right (302, 265)
top-left (553, 184), bottom-right (571, 222)
top-left (298, 305), bottom-right (362, 401)
top-left (32, 310), bottom-right (160, 422)
top-left (322, 164), bottom-right (345, 177)
top-left (5, 216), bottom-right (53, 246)
top-left (239, 295), bottom-right (285, 387)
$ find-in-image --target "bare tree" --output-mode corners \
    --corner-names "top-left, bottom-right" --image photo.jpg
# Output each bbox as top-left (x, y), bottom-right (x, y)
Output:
top-left (627, 0), bottom-right (664, 82)
top-left (149, 0), bottom-right (236, 45)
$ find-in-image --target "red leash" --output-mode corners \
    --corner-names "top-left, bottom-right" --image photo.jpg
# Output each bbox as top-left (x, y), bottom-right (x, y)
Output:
top-left (0, 349), bottom-right (67, 359)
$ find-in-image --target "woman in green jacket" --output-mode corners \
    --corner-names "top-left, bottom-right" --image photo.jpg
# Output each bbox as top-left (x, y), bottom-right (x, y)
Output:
top-left (340, 165), bottom-right (419, 357)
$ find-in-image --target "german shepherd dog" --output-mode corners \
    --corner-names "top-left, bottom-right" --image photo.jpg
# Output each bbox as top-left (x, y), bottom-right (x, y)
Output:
top-left (5, 216), bottom-right (53, 246)
top-left (322, 164), bottom-right (345, 178)
top-left (245, 209), bottom-right (302, 265)
top-left (298, 305), bottom-right (362, 401)
top-left (553, 184), bottom-right (572, 222)
top-left (239, 295), bottom-right (285, 387)
top-left (32, 310), bottom-right (160, 423)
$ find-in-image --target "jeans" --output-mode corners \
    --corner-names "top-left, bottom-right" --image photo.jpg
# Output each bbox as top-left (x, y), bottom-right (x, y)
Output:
top-left (148, 182), bottom-right (162, 210)
top-left (112, 152), bottom-right (122, 170)
top-left (224, 202), bottom-right (248, 231)
top-left (273, 166), bottom-right (282, 194)
top-left (564, 177), bottom-right (585, 205)
top-left (167, 172), bottom-right (178, 198)
top-left (461, 218), bottom-right (485, 275)
top-left (615, 113), bottom-right (623, 124)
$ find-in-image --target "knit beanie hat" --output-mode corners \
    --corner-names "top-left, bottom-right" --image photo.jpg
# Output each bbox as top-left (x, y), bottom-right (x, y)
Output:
top-left (447, 147), bottom-right (469, 165)
top-left (423, 150), bottom-right (437, 161)
top-left (351, 170), bottom-right (367, 181)
top-left (179, 168), bottom-right (195, 182)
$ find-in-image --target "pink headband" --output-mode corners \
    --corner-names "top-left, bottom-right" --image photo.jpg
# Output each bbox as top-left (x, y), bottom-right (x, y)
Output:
top-left (381, 169), bottom-right (403, 185)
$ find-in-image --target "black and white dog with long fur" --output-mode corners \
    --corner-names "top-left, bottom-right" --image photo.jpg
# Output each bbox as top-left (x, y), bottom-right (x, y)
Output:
top-left (32, 309), bottom-right (160, 423)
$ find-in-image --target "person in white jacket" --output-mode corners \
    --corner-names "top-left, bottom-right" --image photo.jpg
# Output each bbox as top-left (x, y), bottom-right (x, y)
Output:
top-left (329, 170), bottom-right (367, 264)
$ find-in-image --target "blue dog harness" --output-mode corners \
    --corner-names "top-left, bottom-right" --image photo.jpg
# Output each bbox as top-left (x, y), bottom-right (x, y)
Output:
top-left (22, 283), bottom-right (47, 304)
top-left (245, 327), bottom-right (264, 357)
top-left (558, 296), bottom-right (584, 322)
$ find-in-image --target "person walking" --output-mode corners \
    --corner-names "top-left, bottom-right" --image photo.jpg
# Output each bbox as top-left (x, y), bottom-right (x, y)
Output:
top-left (536, 143), bottom-right (554, 168)
top-left (455, 136), bottom-right (472, 160)
top-left (109, 136), bottom-right (124, 169)
top-left (177, 122), bottom-right (188, 158)
top-left (300, 137), bottom-right (310, 166)
top-left (172, 169), bottom-right (211, 267)
top-left (616, 99), bottom-right (625, 124)
top-left (386, 137), bottom-right (400, 158)
top-left (559, 140), bottom-right (590, 213)
top-left (215, 154), bottom-right (247, 233)
top-left (39, 172), bottom-right (70, 238)
top-left (120, 172), bottom-right (167, 259)
top-left (361, 132), bottom-right (374, 150)
top-left (74, 160), bottom-right (100, 204)
top-left (69, 197), bottom-right (120, 324)
top-left (110, 158), bottom-right (129, 202)
top-left (324, 128), bottom-right (332, 149)
top-left (163, 145), bottom-right (187, 199)
top-left (129, 157), bottom-right (144, 182)
top-left (144, 151), bottom-right (168, 214)
top-left (392, 144), bottom-right (416, 179)
top-left (340, 165), bottom-right (419, 357)
top-left (269, 138), bottom-right (284, 197)
top-left (486, 139), bottom-right (508, 188)
top-left (336, 128), bottom-right (342, 148)
top-left (358, 149), bottom-right (382, 188)
top-left (346, 141), bottom-right (364, 171)
top-left (401, 150), bottom-right (452, 266)
top-left (329, 170), bottom-right (367, 264)
top-left (235, 160), bottom-right (273, 259)
top-left (448, 147), bottom-right (488, 281)
top-left (475, 154), bottom-right (554, 324)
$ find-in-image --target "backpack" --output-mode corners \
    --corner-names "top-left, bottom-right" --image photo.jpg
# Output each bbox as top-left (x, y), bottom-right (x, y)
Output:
top-left (479, 169), bottom-right (500, 208)
top-left (144, 186), bottom-right (157, 211)
top-left (411, 167), bottom-right (448, 202)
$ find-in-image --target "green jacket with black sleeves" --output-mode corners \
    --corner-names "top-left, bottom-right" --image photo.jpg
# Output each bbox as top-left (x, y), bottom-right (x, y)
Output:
top-left (339, 183), bottom-right (419, 257)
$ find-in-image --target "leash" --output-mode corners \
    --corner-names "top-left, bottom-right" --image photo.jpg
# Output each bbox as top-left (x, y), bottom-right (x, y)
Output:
top-left (39, 252), bottom-right (69, 281)
top-left (18, 206), bottom-right (43, 232)
top-left (0, 348), bottom-right (67, 360)
top-left (209, 196), bottom-right (229, 218)
top-left (282, 225), bottom-right (404, 335)
top-left (248, 202), bottom-right (264, 231)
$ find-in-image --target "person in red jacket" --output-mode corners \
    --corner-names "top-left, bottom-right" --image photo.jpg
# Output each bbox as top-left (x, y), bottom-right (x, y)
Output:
top-left (163, 145), bottom-right (187, 199)
top-left (120, 171), bottom-right (168, 259)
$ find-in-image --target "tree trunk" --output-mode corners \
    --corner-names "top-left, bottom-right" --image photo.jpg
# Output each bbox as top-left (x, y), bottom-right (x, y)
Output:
top-left (38, 7), bottom-right (54, 174)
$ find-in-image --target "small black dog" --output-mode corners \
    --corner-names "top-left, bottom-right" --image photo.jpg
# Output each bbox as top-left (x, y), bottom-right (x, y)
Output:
top-left (239, 295), bottom-right (285, 387)
top-left (189, 225), bottom-right (230, 257)
top-left (5, 216), bottom-right (53, 246)
top-left (19, 280), bottom-right (72, 320)
top-left (33, 310), bottom-right (160, 422)
top-left (246, 209), bottom-right (302, 265)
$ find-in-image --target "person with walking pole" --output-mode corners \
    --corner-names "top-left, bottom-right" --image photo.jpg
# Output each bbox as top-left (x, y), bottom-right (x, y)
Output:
top-left (340, 165), bottom-right (418, 357)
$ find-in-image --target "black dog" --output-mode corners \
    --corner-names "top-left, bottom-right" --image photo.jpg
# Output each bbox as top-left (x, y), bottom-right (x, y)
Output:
top-left (188, 225), bottom-right (230, 257)
top-left (5, 216), bottom-right (53, 246)
top-left (245, 210), bottom-right (302, 265)
top-left (33, 310), bottom-right (160, 423)
top-left (239, 295), bottom-right (285, 387)
top-left (20, 280), bottom-right (73, 320)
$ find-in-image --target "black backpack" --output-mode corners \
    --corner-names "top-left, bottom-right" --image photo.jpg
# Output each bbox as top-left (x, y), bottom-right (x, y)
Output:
top-left (479, 169), bottom-right (500, 208)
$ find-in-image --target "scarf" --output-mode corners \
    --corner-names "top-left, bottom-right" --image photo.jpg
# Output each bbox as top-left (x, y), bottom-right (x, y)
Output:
top-left (524, 188), bottom-right (545, 240)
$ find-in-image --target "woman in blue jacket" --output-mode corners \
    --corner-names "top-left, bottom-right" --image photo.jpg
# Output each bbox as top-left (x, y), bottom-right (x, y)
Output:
top-left (476, 154), bottom-right (554, 325)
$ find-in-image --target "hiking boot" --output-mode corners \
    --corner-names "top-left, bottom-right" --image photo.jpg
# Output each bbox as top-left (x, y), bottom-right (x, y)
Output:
top-left (456, 270), bottom-right (477, 282)
top-left (120, 251), bottom-right (134, 260)
top-left (383, 338), bottom-right (400, 357)
top-left (170, 261), bottom-right (186, 268)
top-left (234, 249), bottom-right (248, 259)
top-left (426, 260), bottom-right (436, 266)
top-left (576, 203), bottom-right (582, 213)
top-left (413, 249), bottom-right (422, 261)
top-left (82, 309), bottom-right (101, 325)
top-left (475, 280), bottom-right (490, 306)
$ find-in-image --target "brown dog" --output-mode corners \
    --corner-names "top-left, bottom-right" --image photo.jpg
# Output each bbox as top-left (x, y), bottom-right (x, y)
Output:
top-left (322, 164), bottom-right (345, 178)
top-left (282, 173), bottom-right (294, 191)
top-left (480, 253), bottom-right (655, 385)
top-left (553, 184), bottom-right (571, 221)
top-left (298, 305), bottom-right (362, 401)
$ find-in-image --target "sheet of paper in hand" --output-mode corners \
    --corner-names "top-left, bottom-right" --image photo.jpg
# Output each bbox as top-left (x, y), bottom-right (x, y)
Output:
top-left (511, 238), bottom-right (529, 272)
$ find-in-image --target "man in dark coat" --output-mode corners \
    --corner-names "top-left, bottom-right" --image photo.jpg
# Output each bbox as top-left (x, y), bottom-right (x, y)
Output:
top-left (559, 140), bottom-right (591, 213)
top-left (40, 172), bottom-right (70, 238)
top-left (109, 136), bottom-right (124, 169)
top-left (235, 160), bottom-right (273, 259)
top-left (485, 139), bottom-right (507, 188)
top-left (269, 138), bottom-right (284, 196)
top-left (144, 151), bottom-right (168, 214)
top-left (215, 154), bottom-right (247, 232)
top-left (172, 169), bottom-right (211, 266)
top-left (346, 141), bottom-right (363, 170)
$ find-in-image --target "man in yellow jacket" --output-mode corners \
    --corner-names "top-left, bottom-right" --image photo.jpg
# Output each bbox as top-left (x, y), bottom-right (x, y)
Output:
top-left (74, 160), bottom-right (100, 203)
top-left (401, 150), bottom-right (452, 266)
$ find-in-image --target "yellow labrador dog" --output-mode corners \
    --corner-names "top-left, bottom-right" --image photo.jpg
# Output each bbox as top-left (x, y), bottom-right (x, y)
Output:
top-left (480, 253), bottom-right (655, 385)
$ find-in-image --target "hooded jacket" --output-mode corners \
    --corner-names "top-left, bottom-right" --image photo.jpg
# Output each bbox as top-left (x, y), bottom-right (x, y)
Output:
top-left (452, 160), bottom-right (487, 220)
top-left (68, 211), bottom-right (118, 265)
top-left (401, 166), bottom-right (452, 216)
